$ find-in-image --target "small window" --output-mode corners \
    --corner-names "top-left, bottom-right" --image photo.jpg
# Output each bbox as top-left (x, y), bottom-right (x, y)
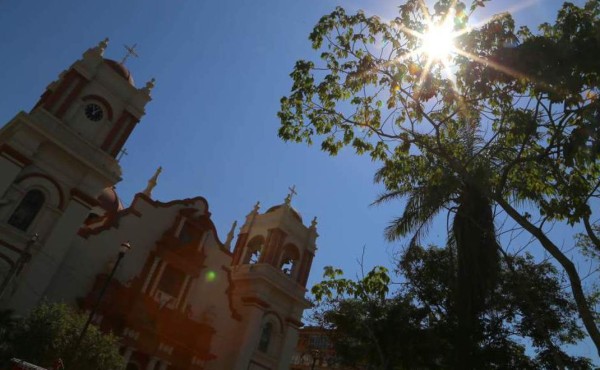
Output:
top-left (258, 322), bottom-right (273, 353)
top-left (178, 222), bottom-right (194, 244)
top-left (157, 265), bottom-right (186, 297)
top-left (310, 335), bottom-right (329, 349)
top-left (8, 190), bottom-right (45, 231)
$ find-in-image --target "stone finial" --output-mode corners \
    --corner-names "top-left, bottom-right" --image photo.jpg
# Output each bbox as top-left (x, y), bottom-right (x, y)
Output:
top-left (146, 78), bottom-right (156, 90)
top-left (141, 77), bottom-right (156, 95)
top-left (248, 201), bottom-right (260, 216)
top-left (142, 166), bottom-right (162, 198)
top-left (224, 220), bottom-right (237, 250)
top-left (310, 216), bottom-right (318, 229)
top-left (83, 37), bottom-right (109, 58)
top-left (98, 37), bottom-right (109, 53)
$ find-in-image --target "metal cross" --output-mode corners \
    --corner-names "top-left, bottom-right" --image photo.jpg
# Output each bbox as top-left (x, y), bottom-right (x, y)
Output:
top-left (120, 43), bottom-right (139, 65)
top-left (287, 185), bottom-right (298, 202)
top-left (117, 147), bottom-right (128, 162)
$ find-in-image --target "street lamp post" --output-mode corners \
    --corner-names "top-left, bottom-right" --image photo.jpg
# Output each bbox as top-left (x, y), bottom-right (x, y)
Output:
top-left (0, 233), bottom-right (38, 300)
top-left (301, 350), bottom-right (321, 370)
top-left (310, 349), bottom-right (320, 370)
top-left (69, 241), bottom-right (132, 365)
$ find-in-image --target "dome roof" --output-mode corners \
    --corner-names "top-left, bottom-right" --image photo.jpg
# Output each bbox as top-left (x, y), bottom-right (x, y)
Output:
top-left (265, 204), bottom-right (303, 222)
top-left (104, 59), bottom-right (135, 86)
top-left (97, 187), bottom-right (125, 213)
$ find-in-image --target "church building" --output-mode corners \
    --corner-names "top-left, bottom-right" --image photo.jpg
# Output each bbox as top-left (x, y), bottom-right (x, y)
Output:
top-left (0, 39), bottom-right (318, 370)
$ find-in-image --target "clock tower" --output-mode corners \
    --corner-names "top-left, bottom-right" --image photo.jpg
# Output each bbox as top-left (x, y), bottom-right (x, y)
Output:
top-left (0, 39), bottom-right (154, 313)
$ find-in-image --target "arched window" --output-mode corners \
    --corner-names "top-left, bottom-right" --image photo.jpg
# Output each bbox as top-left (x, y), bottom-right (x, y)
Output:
top-left (258, 322), bottom-right (273, 353)
top-left (8, 190), bottom-right (45, 231)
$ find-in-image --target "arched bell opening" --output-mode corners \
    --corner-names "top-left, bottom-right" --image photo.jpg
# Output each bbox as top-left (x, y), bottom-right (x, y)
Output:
top-left (278, 244), bottom-right (300, 278)
top-left (242, 235), bottom-right (265, 265)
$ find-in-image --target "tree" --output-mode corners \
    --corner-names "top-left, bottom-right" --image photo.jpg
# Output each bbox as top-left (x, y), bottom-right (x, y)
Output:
top-left (0, 302), bottom-right (124, 370)
top-left (311, 245), bottom-right (593, 369)
top-left (373, 154), bottom-right (500, 368)
top-left (278, 0), bottom-right (600, 359)
top-left (0, 309), bottom-right (17, 361)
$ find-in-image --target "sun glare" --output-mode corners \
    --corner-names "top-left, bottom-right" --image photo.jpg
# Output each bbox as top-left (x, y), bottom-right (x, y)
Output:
top-left (422, 24), bottom-right (455, 60)
top-left (391, 0), bottom-right (539, 93)
top-left (420, 18), bottom-right (456, 61)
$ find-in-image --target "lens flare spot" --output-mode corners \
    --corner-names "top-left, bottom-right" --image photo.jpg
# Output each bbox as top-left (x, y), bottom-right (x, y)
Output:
top-left (205, 270), bottom-right (217, 282)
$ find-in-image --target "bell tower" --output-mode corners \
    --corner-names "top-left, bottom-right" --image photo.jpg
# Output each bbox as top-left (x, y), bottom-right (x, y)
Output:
top-left (227, 191), bottom-right (317, 370)
top-left (0, 39), bottom-right (154, 313)
top-left (30, 38), bottom-right (154, 157)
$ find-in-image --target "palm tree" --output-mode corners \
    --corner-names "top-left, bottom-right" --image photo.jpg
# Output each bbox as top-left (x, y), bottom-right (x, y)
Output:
top-left (374, 161), bottom-right (500, 370)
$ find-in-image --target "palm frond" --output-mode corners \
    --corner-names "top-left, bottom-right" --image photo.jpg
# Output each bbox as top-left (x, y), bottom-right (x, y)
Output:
top-left (383, 183), bottom-right (455, 242)
top-left (372, 189), bottom-right (409, 206)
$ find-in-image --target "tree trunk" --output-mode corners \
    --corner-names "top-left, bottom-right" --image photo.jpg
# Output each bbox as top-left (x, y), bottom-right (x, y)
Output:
top-left (453, 186), bottom-right (500, 370)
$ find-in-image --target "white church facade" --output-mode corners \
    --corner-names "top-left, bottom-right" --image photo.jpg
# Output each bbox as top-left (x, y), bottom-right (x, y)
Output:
top-left (0, 39), bottom-right (318, 370)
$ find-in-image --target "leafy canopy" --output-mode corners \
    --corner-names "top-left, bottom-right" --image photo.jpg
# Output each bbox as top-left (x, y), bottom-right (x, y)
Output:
top-left (311, 246), bottom-right (593, 369)
top-left (279, 0), bottom-right (600, 354)
top-left (0, 302), bottom-right (124, 370)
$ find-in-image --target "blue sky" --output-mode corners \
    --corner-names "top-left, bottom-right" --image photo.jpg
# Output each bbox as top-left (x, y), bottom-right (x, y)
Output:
top-left (0, 0), bottom-right (596, 363)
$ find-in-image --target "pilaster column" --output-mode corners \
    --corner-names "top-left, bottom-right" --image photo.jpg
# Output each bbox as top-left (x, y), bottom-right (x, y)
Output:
top-left (0, 145), bottom-right (30, 197)
top-left (142, 257), bottom-right (160, 293)
top-left (175, 275), bottom-right (191, 309)
top-left (146, 356), bottom-right (159, 370)
top-left (149, 261), bottom-right (167, 295)
top-left (277, 323), bottom-right (300, 369)
top-left (233, 307), bottom-right (265, 369)
top-left (263, 228), bottom-right (286, 265)
top-left (298, 252), bottom-right (314, 287)
top-left (232, 233), bottom-right (248, 265)
top-left (122, 347), bottom-right (134, 364)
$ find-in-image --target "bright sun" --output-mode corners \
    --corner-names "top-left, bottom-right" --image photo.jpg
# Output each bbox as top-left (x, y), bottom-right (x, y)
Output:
top-left (421, 20), bottom-right (456, 60)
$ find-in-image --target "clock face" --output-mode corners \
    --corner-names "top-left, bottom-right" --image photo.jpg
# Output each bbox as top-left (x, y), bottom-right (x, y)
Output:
top-left (84, 103), bottom-right (104, 122)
